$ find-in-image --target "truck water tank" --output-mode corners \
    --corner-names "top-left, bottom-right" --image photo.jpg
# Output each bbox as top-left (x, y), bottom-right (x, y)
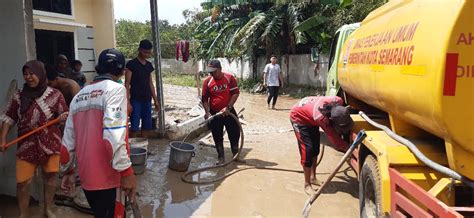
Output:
top-left (338, 1), bottom-right (474, 179)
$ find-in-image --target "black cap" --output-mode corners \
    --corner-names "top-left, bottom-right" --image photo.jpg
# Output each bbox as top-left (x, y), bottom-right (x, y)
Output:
top-left (204, 60), bottom-right (222, 73)
top-left (330, 106), bottom-right (353, 134)
top-left (97, 48), bottom-right (125, 75)
top-left (139, 39), bottom-right (153, 50)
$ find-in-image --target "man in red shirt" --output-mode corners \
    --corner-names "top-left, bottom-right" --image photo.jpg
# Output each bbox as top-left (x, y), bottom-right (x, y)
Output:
top-left (202, 60), bottom-right (240, 165)
top-left (289, 96), bottom-right (353, 195)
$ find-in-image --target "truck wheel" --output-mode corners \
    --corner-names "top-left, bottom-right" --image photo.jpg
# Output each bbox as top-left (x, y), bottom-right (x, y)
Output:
top-left (359, 155), bottom-right (383, 218)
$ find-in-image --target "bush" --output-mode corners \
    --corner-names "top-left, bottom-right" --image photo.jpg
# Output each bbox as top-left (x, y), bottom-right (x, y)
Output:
top-left (238, 78), bottom-right (260, 92)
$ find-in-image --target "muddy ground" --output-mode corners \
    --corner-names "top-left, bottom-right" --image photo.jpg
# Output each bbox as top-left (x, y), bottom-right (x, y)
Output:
top-left (0, 84), bottom-right (359, 217)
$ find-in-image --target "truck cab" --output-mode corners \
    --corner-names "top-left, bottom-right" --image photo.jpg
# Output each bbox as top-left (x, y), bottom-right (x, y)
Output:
top-left (326, 23), bottom-right (359, 97)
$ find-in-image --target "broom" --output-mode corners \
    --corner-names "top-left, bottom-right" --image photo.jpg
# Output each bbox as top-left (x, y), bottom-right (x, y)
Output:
top-left (2, 117), bottom-right (61, 151)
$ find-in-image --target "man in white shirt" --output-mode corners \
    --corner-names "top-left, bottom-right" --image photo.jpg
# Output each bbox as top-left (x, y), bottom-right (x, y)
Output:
top-left (263, 56), bottom-right (284, 109)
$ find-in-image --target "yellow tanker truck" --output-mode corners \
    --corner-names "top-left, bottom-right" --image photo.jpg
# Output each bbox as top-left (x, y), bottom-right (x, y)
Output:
top-left (325, 0), bottom-right (474, 217)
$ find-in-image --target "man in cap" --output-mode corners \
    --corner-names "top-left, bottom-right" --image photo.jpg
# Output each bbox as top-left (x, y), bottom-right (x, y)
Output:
top-left (60, 48), bottom-right (136, 218)
top-left (125, 39), bottom-right (160, 138)
top-left (289, 96), bottom-right (353, 195)
top-left (202, 60), bottom-right (241, 165)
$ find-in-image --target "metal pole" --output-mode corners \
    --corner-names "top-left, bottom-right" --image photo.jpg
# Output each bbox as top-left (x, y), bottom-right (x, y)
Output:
top-left (150, 0), bottom-right (166, 136)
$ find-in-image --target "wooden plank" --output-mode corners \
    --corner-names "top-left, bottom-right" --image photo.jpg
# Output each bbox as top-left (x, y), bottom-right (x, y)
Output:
top-left (452, 207), bottom-right (474, 213)
top-left (452, 207), bottom-right (474, 217)
top-left (389, 168), bottom-right (463, 218)
top-left (393, 210), bottom-right (407, 218)
top-left (394, 192), bottom-right (432, 217)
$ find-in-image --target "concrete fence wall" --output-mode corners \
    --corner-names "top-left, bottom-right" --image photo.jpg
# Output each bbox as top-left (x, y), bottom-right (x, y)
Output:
top-left (197, 54), bottom-right (330, 88)
top-left (284, 54), bottom-right (330, 88)
top-left (160, 59), bottom-right (199, 74)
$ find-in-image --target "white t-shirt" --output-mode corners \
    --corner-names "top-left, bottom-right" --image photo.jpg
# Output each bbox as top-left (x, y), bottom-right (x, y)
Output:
top-left (264, 63), bottom-right (281, 87)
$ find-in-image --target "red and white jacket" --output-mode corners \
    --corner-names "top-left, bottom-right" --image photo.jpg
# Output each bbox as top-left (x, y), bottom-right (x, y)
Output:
top-left (60, 79), bottom-right (133, 191)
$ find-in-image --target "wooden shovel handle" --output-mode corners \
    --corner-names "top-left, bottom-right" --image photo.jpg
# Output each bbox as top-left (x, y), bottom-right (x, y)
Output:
top-left (3, 117), bottom-right (61, 150)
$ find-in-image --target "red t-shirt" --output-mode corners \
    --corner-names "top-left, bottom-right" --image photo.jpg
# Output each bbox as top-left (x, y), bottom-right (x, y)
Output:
top-left (290, 96), bottom-right (348, 149)
top-left (201, 73), bottom-right (240, 113)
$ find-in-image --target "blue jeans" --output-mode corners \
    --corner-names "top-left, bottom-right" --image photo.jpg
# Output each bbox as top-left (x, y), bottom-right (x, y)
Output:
top-left (130, 100), bottom-right (153, 132)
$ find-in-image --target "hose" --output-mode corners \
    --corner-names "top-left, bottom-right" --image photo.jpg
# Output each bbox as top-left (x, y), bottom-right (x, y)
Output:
top-left (54, 195), bottom-right (94, 215)
top-left (182, 112), bottom-right (307, 185)
top-left (359, 111), bottom-right (474, 188)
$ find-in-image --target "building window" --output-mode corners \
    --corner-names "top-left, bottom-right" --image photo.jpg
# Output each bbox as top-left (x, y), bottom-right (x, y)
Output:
top-left (35, 29), bottom-right (75, 67)
top-left (33, 0), bottom-right (72, 16)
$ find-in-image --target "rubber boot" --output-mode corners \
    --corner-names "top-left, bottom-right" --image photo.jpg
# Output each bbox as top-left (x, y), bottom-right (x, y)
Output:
top-left (231, 147), bottom-right (239, 157)
top-left (216, 145), bottom-right (225, 165)
top-left (231, 146), bottom-right (245, 163)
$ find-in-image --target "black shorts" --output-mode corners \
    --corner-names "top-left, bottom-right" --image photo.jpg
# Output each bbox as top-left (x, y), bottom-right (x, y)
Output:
top-left (83, 188), bottom-right (122, 218)
top-left (291, 121), bottom-right (320, 167)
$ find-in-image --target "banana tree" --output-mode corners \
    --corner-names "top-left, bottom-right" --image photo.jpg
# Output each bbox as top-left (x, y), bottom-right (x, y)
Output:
top-left (201, 0), bottom-right (348, 9)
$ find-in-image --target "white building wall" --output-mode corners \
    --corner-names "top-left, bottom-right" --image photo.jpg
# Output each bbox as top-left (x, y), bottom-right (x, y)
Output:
top-left (0, 0), bottom-right (37, 198)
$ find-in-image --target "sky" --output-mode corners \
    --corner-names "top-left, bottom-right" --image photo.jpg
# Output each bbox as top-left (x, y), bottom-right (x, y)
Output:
top-left (114, 0), bottom-right (203, 25)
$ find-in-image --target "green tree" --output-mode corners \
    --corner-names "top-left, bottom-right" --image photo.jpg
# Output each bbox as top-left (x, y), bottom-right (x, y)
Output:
top-left (295, 0), bottom-right (386, 53)
top-left (192, 3), bottom-right (318, 78)
top-left (115, 19), bottom-right (150, 58)
top-left (115, 19), bottom-right (197, 59)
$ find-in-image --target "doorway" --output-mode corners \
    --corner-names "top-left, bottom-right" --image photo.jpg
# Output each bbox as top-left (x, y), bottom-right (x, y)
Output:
top-left (35, 29), bottom-right (74, 67)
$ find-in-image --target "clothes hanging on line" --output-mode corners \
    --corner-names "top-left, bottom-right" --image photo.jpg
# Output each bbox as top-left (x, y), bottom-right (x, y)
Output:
top-left (175, 40), bottom-right (190, 63)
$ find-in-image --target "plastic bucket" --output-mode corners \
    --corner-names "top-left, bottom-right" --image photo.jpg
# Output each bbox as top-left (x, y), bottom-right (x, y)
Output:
top-left (130, 147), bottom-right (147, 174)
top-left (168, 142), bottom-right (196, 172)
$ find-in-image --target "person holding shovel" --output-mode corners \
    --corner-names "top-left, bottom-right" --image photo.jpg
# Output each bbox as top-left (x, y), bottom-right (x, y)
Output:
top-left (289, 96), bottom-right (353, 195)
top-left (60, 49), bottom-right (136, 218)
top-left (0, 60), bottom-right (69, 218)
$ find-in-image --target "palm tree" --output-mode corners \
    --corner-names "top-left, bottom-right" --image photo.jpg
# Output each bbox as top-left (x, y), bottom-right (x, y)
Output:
top-left (233, 3), bottom-right (311, 57)
top-left (201, 0), bottom-right (342, 9)
top-left (193, 5), bottom-right (252, 60)
top-left (194, 2), bottom-right (315, 78)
